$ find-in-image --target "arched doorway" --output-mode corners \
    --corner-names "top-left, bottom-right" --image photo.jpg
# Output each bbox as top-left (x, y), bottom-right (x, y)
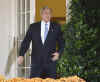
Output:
top-left (35, 0), bottom-right (66, 24)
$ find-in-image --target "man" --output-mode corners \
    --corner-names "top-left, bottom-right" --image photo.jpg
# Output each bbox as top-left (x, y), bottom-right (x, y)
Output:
top-left (18, 6), bottom-right (65, 79)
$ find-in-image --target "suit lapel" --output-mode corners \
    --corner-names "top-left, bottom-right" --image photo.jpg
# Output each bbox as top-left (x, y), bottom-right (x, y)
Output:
top-left (38, 21), bottom-right (43, 47)
top-left (38, 21), bottom-right (53, 46)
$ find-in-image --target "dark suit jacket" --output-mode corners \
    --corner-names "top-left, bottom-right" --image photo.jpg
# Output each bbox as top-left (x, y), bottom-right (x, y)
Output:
top-left (19, 21), bottom-right (65, 64)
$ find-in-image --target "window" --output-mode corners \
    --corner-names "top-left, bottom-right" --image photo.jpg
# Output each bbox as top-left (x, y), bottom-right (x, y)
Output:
top-left (17, 0), bottom-right (31, 78)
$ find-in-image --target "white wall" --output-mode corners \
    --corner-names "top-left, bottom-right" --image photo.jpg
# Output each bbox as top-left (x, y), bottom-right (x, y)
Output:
top-left (30, 0), bottom-right (36, 23)
top-left (0, 0), bottom-right (35, 79)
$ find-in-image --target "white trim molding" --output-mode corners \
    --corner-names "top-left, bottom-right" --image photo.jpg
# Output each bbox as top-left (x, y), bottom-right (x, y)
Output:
top-left (66, 0), bottom-right (72, 23)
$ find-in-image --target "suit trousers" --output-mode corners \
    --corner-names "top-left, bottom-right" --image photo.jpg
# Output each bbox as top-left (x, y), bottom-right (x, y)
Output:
top-left (30, 61), bottom-right (57, 79)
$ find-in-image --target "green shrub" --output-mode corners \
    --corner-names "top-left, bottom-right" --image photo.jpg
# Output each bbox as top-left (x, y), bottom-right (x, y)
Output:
top-left (56, 0), bottom-right (100, 82)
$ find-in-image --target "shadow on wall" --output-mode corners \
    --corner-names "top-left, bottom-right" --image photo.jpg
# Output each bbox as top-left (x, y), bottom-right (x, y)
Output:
top-left (5, 37), bottom-right (17, 76)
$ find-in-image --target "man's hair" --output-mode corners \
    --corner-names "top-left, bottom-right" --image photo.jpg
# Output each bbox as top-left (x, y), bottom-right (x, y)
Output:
top-left (40, 6), bottom-right (52, 14)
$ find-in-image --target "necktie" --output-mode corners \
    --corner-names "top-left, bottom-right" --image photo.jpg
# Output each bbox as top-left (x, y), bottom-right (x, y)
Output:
top-left (44, 23), bottom-right (48, 42)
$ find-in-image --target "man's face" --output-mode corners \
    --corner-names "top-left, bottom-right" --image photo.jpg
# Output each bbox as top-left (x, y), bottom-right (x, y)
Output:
top-left (41, 9), bottom-right (52, 22)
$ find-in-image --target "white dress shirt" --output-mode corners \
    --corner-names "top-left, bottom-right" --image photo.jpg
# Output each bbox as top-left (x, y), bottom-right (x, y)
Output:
top-left (41, 20), bottom-right (50, 44)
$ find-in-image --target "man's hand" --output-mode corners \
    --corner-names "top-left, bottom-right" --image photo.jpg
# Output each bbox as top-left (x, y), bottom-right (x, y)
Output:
top-left (51, 52), bottom-right (59, 61)
top-left (17, 56), bottom-right (24, 65)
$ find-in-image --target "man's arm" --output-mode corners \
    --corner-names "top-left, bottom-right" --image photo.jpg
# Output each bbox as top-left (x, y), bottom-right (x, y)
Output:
top-left (19, 24), bottom-right (32, 56)
top-left (52, 24), bottom-right (65, 61)
top-left (18, 24), bottom-right (32, 64)
top-left (57, 24), bottom-right (65, 56)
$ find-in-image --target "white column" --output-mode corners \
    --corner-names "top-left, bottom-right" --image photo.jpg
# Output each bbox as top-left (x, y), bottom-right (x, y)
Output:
top-left (5, 0), bottom-right (17, 79)
top-left (0, 0), bottom-right (17, 79)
